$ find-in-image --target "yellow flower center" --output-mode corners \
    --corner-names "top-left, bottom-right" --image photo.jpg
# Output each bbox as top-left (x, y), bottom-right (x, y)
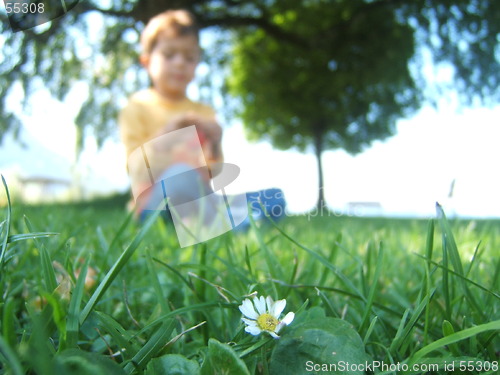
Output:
top-left (257, 313), bottom-right (279, 331)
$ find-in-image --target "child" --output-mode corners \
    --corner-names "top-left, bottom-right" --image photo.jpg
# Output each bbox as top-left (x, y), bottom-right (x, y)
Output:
top-left (119, 9), bottom-right (285, 236)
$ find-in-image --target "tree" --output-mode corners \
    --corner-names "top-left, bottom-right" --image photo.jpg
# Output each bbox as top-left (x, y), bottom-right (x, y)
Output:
top-left (226, 0), bottom-right (500, 209)
top-left (228, 2), bottom-right (418, 209)
top-left (1, 1), bottom-right (499, 208)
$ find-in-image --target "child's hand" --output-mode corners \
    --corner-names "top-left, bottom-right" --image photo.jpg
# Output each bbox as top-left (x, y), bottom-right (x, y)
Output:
top-left (153, 112), bottom-right (223, 165)
top-left (197, 117), bottom-right (222, 145)
top-left (194, 118), bottom-right (222, 162)
top-left (161, 112), bottom-right (198, 133)
top-left (162, 112), bottom-right (221, 142)
top-left (160, 113), bottom-right (222, 157)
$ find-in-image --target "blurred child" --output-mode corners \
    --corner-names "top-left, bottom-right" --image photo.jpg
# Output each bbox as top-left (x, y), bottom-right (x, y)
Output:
top-left (119, 9), bottom-right (285, 230)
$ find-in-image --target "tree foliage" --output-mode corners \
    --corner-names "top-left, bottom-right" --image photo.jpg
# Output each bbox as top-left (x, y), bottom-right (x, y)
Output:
top-left (228, 2), bottom-right (419, 154)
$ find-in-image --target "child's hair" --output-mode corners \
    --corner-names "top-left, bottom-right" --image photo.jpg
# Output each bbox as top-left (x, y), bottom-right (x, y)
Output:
top-left (140, 9), bottom-right (199, 55)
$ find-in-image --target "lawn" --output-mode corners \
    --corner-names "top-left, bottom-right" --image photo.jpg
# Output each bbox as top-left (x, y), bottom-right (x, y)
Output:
top-left (0, 183), bottom-right (499, 374)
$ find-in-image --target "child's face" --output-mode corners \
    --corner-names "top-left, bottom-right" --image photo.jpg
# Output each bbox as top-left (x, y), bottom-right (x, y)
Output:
top-left (143, 33), bottom-right (200, 100)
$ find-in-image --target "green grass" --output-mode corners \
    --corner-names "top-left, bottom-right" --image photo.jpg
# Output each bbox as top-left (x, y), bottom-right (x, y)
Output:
top-left (0, 184), bottom-right (499, 374)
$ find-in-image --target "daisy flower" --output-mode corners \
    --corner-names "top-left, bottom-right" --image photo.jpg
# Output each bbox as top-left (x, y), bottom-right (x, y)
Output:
top-left (239, 295), bottom-right (295, 339)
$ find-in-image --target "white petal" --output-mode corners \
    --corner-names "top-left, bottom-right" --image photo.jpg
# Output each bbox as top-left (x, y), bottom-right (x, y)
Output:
top-left (245, 326), bottom-right (262, 336)
top-left (265, 296), bottom-right (275, 314)
top-left (281, 312), bottom-right (295, 325)
top-left (275, 312), bottom-right (295, 334)
top-left (254, 296), bottom-right (266, 315)
top-left (242, 317), bottom-right (258, 327)
top-left (239, 299), bottom-right (258, 319)
top-left (275, 322), bottom-right (286, 333)
top-left (272, 299), bottom-right (286, 318)
top-left (268, 331), bottom-right (280, 339)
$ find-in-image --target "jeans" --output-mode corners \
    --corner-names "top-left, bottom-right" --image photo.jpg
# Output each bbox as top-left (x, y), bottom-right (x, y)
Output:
top-left (139, 163), bottom-right (286, 228)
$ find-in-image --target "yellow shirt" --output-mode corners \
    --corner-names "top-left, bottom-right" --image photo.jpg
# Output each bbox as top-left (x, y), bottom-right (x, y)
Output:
top-left (119, 88), bottom-right (217, 158)
top-left (119, 88), bottom-right (221, 211)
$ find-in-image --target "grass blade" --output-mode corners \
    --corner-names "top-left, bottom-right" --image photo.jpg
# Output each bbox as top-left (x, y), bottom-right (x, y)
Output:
top-left (64, 256), bottom-right (90, 349)
top-left (441, 232), bottom-right (451, 321)
top-left (40, 245), bottom-right (58, 293)
top-left (486, 256), bottom-right (500, 307)
top-left (423, 219), bottom-right (434, 346)
top-left (363, 316), bottom-right (379, 345)
top-left (390, 308), bottom-right (410, 353)
top-left (265, 217), bottom-right (366, 302)
top-left (249, 213), bottom-right (285, 285)
top-left (136, 301), bottom-right (234, 336)
top-left (146, 250), bottom-right (170, 314)
top-left (436, 204), bottom-right (484, 318)
top-left (2, 298), bottom-right (17, 348)
top-left (413, 254), bottom-right (500, 300)
top-left (314, 287), bottom-right (339, 318)
top-left (24, 216), bottom-right (58, 293)
top-left (7, 232), bottom-right (59, 243)
top-left (154, 257), bottom-right (195, 293)
top-left (96, 226), bottom-right (109, 253)
top-left (79, 209), bottom-right (160, 325)
top-left (442, 320), bottom-right (460, 356)
top-left (436, 204), bottom-right (464, 275)
top-left (95, 311), bottom-right (141, 357)
top-left (408, 320), bottom-right (500, 364)
top-left (0, 335), bottom-right (24, 375)
top-left (238, 336), bottom-right (274, 358)
top-left (359, 243), bottom-right (384, 332)
top-left (123, 320), bottom-right (175, 374)
top-left (103, 210), bottom-right (135, 264)
top-left (0, 175), bottom-right (12, 269)
top-left (318, 234), bottom-right (341, 287)
top-left (391, 289), bottom-right (435, 354)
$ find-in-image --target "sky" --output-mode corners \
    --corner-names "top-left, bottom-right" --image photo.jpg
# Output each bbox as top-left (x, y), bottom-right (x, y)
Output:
top-left (2, 89), bottom-right (500, 218)
top-left (1, 22), bottom-right (500, 218)
top-left (221, 101), bottom-right (500, 217)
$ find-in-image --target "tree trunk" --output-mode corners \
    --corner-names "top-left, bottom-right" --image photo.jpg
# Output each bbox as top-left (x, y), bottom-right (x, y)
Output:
top-left (314, 129), bottom-right (325, 212)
